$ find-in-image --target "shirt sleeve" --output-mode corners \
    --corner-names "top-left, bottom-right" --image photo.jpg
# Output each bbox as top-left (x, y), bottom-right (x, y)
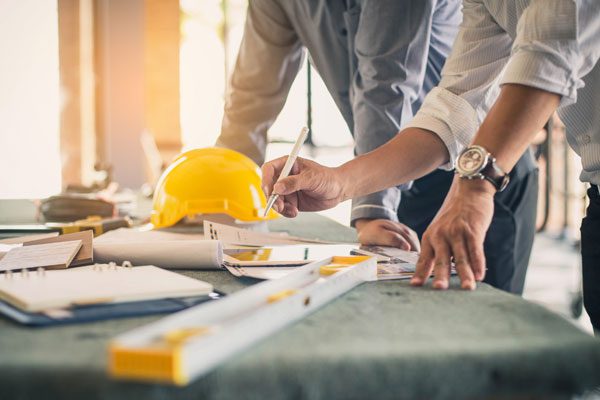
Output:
top-left (216, 0), bottom-right (304, 165)
top-left (405, 0), bottom-right (514, 170)
top-left (501, 0), bottom-right (600, 107)
top-left (350, 0), bottom-right (461, 224)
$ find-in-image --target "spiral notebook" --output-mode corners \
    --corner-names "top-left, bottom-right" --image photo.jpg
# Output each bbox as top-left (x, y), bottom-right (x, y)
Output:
top-left (0, 293), bottom-right (223, 327)
top-left (0, 264), bottom-right (213, 312)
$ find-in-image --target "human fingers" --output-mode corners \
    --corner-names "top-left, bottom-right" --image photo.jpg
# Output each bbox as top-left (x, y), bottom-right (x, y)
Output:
top-left (280, 190), bottom-right (300, 218)
top-left (356, 221), bottom-right (409, 250)
top-left (465, 230), bottom-right (486, 282)
top-left (412, 237), bottom-right (434, 286)
top-left (380, 230), bottom-right (411, 250)
top-left (449, 235), bottom-right (476, 290)
top-left (281, 200), bottom-right (299, 218)
top-left (395, 226), bottom-right (420, 252)
top-left (273, 195), bottom-right (285, 214)
top-left (379, 221), bottom-right (421, 252)
top-left (273, 174), bottom-right (307, 196)
top-left (273, 196), bottom-right (298, 218)
top-left (430, 237), bottom-right (451, 290)
top-left (261, 156), bottom-right (290, 196)
top-left (273, 157), bottom-right (313, 195)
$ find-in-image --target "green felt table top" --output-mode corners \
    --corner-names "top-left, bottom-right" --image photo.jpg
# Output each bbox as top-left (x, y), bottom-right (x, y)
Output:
top-left (0, 204), bottom-right (599, 399)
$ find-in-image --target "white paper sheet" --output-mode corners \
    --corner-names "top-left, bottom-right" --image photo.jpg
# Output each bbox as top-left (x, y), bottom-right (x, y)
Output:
top-left (356, 246), bottom-right (420, 264)
top-left (223, 265), bottom-right (299, 280)
top-left (222, 263), bottom-right (415, 281)
top-left (203, 220), bottom-right (340, 246)
top-left (94, 228), bottom-right (223, 269)
top-left (376, 263), bottom-right (416, 281)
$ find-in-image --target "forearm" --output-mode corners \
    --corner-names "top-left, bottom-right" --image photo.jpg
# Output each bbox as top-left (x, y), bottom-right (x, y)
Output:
top-left (472, 84), bottom-right (560, 174)
top-left (338, 127), bottom-right (449, 200)
top-left (336, 84), bottom-right (560, 201)
top-left (218, 0), bottom-right (302, 165)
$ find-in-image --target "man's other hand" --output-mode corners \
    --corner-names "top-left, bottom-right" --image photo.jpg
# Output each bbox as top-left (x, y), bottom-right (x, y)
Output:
top-left (411, 177), bottom-right (494, 290)
top-left (355, 219), bottom-right (420, 252)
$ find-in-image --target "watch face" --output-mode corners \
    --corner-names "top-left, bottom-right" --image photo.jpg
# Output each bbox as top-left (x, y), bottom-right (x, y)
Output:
top-left (457, 147), bottom-right (487, 175)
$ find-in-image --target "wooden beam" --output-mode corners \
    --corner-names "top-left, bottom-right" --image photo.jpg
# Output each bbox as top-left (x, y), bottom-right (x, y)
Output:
top-left (93, 0), bottom-right (146, 188)
top-left (144, 0), bottom-right (182, 163)
top-left (57, 0), bottom-right (82, 186)
top-left (57, 0), bottom-right (96, 188)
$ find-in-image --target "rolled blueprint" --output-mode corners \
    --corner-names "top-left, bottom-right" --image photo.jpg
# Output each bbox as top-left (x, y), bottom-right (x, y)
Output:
top-left (93, 229), bottom-right (223, 269)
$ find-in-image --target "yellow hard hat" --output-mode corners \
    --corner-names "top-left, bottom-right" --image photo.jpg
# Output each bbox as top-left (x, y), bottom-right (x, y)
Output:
top-left (151, 147), bottom-right (278, 229)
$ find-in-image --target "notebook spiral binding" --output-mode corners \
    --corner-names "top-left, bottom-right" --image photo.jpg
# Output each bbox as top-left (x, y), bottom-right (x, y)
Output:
top-left (2, 260), bottom-right (135, 279)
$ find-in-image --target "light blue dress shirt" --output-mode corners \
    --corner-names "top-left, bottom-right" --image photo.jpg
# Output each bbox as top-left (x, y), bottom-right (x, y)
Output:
top-left (217, 0), bottom-right (462, 224)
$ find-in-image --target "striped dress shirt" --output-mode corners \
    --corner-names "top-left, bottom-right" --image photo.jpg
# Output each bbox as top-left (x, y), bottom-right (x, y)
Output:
top-left (406, 0), bottom-right (600, 185)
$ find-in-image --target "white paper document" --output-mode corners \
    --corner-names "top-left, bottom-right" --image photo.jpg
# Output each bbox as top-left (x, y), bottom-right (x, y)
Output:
top-left (376, 263), bottom-right (416, 281)
top-left (203, 220), bottom-right (341, 246)
top-left (94, 228), bottom-right (223, 269)
top-left (355, 246), bottom-right (420, 264)
top-left (223, 265), bottom-right (299, 280)
top-left (223, 262), bottom-right (417, 281)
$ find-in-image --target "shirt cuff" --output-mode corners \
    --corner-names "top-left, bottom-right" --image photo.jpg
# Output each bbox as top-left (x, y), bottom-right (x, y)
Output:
top-left (500, 49), bottom-right (580, 106)
top-left (351, 204), bottom-right (399, 226)
top-left (350, 189), bottom-right (401, 226)
top-left (404, 87), bottom-right (478, 170)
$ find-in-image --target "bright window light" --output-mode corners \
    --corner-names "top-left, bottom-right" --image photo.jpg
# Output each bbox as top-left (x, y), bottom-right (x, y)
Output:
top-left (0, 0), bottom-right (61, 199)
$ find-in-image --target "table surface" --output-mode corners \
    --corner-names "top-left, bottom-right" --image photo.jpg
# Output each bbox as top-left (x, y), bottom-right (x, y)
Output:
top-left (0, 201), bottom-right (599, 400)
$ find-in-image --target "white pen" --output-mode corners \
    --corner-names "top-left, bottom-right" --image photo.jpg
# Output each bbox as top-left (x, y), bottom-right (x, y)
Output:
top-left (263, 126), bottom-right (310, 217)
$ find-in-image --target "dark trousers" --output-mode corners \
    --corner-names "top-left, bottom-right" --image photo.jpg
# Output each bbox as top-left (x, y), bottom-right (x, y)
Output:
top-left (397, 152), bottom-right (539, 294)
top-left (582, 186), bottom-right (600, 334)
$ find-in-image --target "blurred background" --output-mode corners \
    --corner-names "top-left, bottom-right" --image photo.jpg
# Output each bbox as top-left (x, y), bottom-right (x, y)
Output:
top-left (0, 0), bottom-right (593, 332)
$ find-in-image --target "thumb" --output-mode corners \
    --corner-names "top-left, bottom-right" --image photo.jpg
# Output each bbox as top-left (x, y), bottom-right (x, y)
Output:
top-left (274, 175), bottom-right (306, 195)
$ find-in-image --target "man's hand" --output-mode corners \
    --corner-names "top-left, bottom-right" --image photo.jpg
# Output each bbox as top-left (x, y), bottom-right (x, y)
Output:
top-left (355, 219), bottom-right (421, 252)
top-left (261, 156), bottom-right (348, 218)
top-left (411, 177), bottom-right (494, 290)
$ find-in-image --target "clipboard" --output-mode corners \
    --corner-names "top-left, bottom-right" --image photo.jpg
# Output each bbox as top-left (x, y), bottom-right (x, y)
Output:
top-left (0, 292), bottom-right (224, 327)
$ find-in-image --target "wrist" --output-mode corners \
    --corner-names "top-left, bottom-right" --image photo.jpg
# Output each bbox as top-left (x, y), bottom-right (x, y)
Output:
top-left (455, 145), bottom-right (510, 192)
top-left (456, 176), bottom-right (496, 198)
top-left (354, 218), bottom-right (375, 231)
top-left (334, 163), bottom-right (355, 201)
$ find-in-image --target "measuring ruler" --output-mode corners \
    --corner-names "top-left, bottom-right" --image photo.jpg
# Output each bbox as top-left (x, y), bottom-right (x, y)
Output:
top-left (108, 255), bottom-right (377, 385)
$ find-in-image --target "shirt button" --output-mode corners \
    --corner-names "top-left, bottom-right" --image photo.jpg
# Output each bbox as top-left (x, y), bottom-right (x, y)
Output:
top-left (583, 135), bottom-right (591, 144)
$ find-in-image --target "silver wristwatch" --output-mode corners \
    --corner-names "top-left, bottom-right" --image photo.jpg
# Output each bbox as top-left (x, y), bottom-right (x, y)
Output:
top-left (455, 145), bottom-right (510, 192)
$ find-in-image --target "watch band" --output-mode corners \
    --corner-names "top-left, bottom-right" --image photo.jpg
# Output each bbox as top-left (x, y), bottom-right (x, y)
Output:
top-left (480, 156), bottom-right (510, 192)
